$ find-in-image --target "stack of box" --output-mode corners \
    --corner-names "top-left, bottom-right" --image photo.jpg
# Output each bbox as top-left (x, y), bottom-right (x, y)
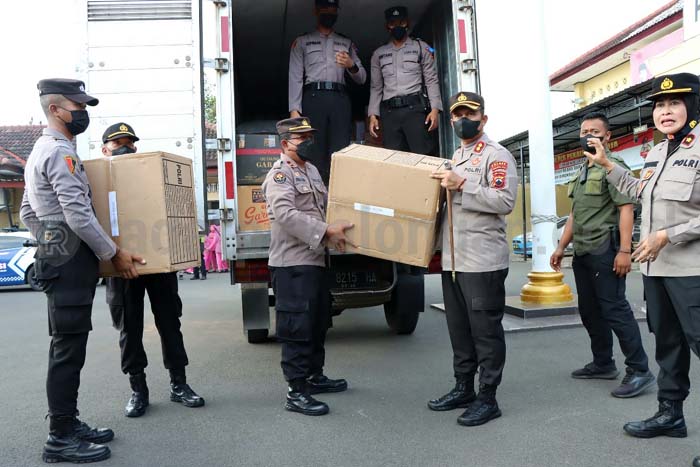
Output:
top-left (235, 133), bottom-right (279, 232)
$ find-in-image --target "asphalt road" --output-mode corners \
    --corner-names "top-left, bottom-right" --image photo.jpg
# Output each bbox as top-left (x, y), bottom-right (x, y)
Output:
top-left (0, 261), bottom-right (698, 467)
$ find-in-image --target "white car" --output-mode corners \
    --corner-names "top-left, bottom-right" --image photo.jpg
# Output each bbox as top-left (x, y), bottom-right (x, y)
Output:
top-left (0, 230), bottom-right (40, 290)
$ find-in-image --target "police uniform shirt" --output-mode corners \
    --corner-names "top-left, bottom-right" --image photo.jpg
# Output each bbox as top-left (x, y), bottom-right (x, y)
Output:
top-left (440, 134), bottom-right (518, 273)
top-left (368, 37), bottom-right (442, 117)
top-left (288, 30), bottom-right (367, 113)
top-left (567, 152), bottom-right (636, 255)
top-left (20, 128), bottom-right (117, 261)
top-left (262, 153), bottom-right (328, 267)
top-left (608, 124), bottom-right (700, 277)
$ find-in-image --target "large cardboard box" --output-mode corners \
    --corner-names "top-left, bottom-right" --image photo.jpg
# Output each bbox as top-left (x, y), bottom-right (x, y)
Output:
top-left (236, 134), bottom-right (280, 185)
top-left (327, 144), bottom-right (447, 267)
top-left (84, 152), bottom-right (200, 276)
top-left (237, 185), bottom-right (270, 232)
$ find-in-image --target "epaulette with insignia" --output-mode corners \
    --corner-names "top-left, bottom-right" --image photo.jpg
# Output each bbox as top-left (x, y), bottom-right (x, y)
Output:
top-left (474, 141), bottom-right (485, 154)
top-left (681, 133), bottom-right (696, 148)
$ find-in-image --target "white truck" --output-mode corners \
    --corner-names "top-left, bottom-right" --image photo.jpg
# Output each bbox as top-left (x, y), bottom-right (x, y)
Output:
top-left (77, 0), bottom-right (480, 343)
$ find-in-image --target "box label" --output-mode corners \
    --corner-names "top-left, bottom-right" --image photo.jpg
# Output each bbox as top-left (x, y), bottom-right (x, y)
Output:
top-left (108, 191), bottom-right (119, 237)
top-left (162, 159), bottom-right (193, 188)
top-left (354, 202), bottom-right (394, 218)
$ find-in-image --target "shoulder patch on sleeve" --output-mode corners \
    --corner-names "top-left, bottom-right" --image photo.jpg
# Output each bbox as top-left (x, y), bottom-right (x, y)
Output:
top-left (63, 155), bottom-right (78, 175)
top-left (273, 172), bottom-right (287, 184)
top-left (489, 161), bottom-right (508, 189)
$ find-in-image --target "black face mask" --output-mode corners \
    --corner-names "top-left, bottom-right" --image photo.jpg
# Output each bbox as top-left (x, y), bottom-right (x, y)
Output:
top-left (111, 145), bottom-right (136, 156)
top-left (579, 134), bottom-right (604, 154)
top-left (59, 108), bottom-right (90, 136)
top-left (453, 118), bottom-right (481, 140)
top-left (291, 139), bottom-right (315, 161)
top-left (319, 13), bottom-right (337, 28)
top-left (390, 26), bottom-right (407, 41)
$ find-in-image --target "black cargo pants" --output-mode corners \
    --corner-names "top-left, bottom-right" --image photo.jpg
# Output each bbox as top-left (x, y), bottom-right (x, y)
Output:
top-left (643, 275), bottom-right (700, 401)
top-left (380, 98), bottom-right (435, 156)
top-left (107, 272), bottom-right (189, 376)
top-left (572, 244), bottom-right (649, 372)
top-left (301, 89), bottom-right (351, 184)
top-left (270, 266), bottom-right (332, 382)
top-left (441, 269), bottom-right (508, 387)
top-left (34, 223), bottom-right (99, 417)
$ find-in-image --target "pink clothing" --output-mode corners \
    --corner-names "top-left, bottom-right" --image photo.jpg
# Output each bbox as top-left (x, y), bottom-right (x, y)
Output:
top-left (216, 252), bottom-right (228, 272)
top-left (204, 249), bottom-right (216, 272)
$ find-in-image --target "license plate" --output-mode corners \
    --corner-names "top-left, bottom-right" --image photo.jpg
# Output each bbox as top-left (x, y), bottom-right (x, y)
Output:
top-left (331, 271), bottom-right (379, 290)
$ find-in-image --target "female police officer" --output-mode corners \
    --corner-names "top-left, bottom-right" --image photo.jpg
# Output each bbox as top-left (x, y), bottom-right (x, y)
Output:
top-left (585, 72), bottom-right (700, 466)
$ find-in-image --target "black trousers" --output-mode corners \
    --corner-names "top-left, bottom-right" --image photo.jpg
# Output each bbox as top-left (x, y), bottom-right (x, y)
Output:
top-left (34, 226), bottom-right (99, 417)
top-left (193, 242), bottom-right (207, 279)
top-left (572, 245), bottom-right (649, 372)
top-left (442, 269), bottom-right (508, 387)
top-left (270, 265), bottom-right (332, 382)
top-left (380, 103), bottom-right (435, 155)
top-left (107, 272), bottom-right (189, 376)
top-left (643, 275), bottom-right (700, 401)
top-left (302, 90), bottom-right (351, 184)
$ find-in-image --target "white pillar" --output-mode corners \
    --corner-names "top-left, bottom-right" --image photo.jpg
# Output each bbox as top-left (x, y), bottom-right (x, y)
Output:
top-left (527, 0), bottom-right (558, 273)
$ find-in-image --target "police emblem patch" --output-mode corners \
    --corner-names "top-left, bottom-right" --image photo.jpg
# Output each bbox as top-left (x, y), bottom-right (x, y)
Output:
top-left (642, 169), bottom-right (654, 180)
top-left (471, 157), bottom-right (481, 166)
top-left (273, 172), bottom-right (287, 184)
top-left (660, 77), bottom-right (673, 91)
top-left (64, 155), bottom-right (77, 175)
top-left (489, 161), bottom-right (508, 189)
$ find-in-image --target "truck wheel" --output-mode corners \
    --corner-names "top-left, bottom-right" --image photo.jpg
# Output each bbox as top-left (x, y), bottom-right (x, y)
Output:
top-left (25, 265), bottom-right (42, 291)
top-left (246, 329), bottom-right (269, 343)
top-left (384, 271), bottom-right (424, 335)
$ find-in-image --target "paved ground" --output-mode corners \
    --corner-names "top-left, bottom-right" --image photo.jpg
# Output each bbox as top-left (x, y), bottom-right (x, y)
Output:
top-left (1, 260), bottom-right (699, 467)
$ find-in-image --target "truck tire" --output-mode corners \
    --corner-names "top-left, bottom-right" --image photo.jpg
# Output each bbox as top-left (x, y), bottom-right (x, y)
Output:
top-left (384, 271), bottom-right (424, 335)
top-left (246, 329), bottom-right (269, 343)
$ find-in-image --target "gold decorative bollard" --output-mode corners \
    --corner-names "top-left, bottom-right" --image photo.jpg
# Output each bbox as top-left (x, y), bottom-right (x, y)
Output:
top-left (520, 271), bottom-right (573, 304)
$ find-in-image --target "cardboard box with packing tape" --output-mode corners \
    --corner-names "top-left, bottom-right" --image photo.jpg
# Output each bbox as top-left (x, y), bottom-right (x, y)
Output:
top-left (84, 152), bottom-right (200, 276)
top-left (326, 144), bottom-right (447, 267)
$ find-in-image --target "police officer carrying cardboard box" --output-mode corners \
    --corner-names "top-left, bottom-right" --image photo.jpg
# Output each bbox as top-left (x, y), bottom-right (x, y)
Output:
top-left (101, 123), bottom-right (205, 419)
top-left (368, 6), bottom-right (442, 155)
top-left (429, 92), bottom-right (517, 427)
top-left (288, 0), bottom-right (366, 184)
top-left (262, 117), bottom-right (353, 416)
top-left (20, 79), bottom-right (143, 464)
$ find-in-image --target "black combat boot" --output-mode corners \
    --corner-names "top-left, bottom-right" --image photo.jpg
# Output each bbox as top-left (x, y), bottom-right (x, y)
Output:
top-left (457, 384), bottom-right (502, 427)
top-left (71, 416), bottom-right (114, 444)
top-left (125, 372), bottom-right (149, 418)
top-left (169, 369), bottom-right (205, 408)
top-left (624, 399), bottom-right (687, 438)
top-left (42, 416), bottom-right (111, 464)
top-left (307, 373), bottom-right (348, 394)
top-left (285, 379), bottom-right (329, 416)
top-left (428, 374), bottom-right (477, 411)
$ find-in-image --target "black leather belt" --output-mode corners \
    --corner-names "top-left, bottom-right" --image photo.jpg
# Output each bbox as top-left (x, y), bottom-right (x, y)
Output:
top-left (304, 81), bottom-right (347, 93)
top-left (381, 93), bottom-right (423, 109)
